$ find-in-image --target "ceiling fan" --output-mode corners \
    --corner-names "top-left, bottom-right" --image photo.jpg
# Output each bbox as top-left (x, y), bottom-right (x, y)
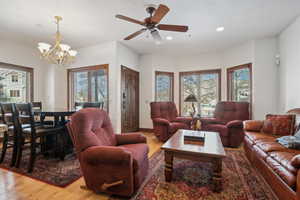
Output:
top-left (115, 4), bottom-right (189, 42)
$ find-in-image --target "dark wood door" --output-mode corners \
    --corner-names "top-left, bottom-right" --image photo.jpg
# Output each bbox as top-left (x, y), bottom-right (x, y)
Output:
top-left (121, 66), bottom-right (139, 132)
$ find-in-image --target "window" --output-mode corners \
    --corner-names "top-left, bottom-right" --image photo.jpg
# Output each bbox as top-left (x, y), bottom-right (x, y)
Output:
top-left (227, 63), bottom-right (252, 115)
top-left (11, 74), bottom-right (18, 82)
top-left (0, 62), bottom-right (33, 103)
top-left (10, 90), bottom-right (20, 97)
top-left (68, 65), bottom-right (109, 111)
top-left (155, 71), bottom-right (174, 102)
top-left (180, 69), bottom-right (221, 117)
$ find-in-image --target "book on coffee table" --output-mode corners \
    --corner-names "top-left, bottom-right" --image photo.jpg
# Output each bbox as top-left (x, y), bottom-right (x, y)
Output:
top-left (183, 130), bottom-right (205, 142)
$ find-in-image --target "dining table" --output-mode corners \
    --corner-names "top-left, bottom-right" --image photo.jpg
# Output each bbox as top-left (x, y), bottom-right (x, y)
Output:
top-left (33, 108), bottom-right (76, 159)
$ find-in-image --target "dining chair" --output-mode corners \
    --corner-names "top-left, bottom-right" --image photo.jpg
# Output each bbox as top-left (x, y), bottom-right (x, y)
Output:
top-left (0, 103), bottom-right (19, 166)
top-left (83, 102), bottom-right (104, 109)
top-left (75, 102), bottom-right (104, 110)
top-left (13, 103), bottom-right (65, 172)
top-left (31, 101), bottom-right (53, 127)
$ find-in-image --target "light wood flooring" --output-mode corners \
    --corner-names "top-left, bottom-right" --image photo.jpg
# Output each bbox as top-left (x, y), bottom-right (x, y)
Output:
top-left (0, 132), bottom-right (163, 200)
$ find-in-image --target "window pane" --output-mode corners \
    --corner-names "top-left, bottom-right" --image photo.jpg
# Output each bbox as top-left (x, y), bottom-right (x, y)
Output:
top-left (181, 72), bottom-right (219, 117)
top-left (156, 74), bottom-right (172, 101)
top-left (91, 69), bottom-right (108, 110)
top-left (70, 66), bottom-right (109, 112)
top-left (0, 68), bottom-right (30, 103)
top-left (73, 71), bottom-right (88, 103)
top-left (230, 68), bottom-right (250, 102)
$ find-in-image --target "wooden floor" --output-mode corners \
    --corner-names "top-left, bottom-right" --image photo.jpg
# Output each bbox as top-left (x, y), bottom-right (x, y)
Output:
top-left (0, 132), bottom-right (163, 200)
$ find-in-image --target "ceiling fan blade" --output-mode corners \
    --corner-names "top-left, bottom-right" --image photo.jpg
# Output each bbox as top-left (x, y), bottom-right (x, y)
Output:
top-left (151, 29), bottom-right (162, 42)
top-left (124, 29), bottom-right (147, 40)
top-left (115, 14), bottom-right (145, 25)
top-left (157, 24), bottom-right (189, 32)
top-left (151, 4), bottom-right (170, 24)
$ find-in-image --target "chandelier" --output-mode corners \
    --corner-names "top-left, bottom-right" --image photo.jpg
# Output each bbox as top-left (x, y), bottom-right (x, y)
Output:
top-left (37, 16), bottom-right (77, 65)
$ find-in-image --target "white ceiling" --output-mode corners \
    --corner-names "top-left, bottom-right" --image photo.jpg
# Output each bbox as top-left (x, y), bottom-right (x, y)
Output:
top-left (1, 0), bottom-right (300, 55)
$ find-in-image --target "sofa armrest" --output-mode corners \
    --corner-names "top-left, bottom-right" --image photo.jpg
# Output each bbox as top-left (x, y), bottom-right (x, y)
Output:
top-left (226, 120), bottom-right (243, 128)
top-left (116, 133), bottom-right (147, 145)
top-left (200, 118), bottom-right (225, 125)
top-left (152, 118), bottom-right (170, 126)
top-left (173, 117), bottom-right (193, 124)
top-left (291, 155), bottom-right (300, 168)
top-left (81, 146), bottom-right (132, 165)
top-left (243, 120), bottom-right (264, 131)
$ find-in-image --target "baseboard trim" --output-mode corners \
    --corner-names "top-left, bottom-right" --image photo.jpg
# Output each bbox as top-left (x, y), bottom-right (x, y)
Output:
top-left (139, 128), bottom-right (153, 132)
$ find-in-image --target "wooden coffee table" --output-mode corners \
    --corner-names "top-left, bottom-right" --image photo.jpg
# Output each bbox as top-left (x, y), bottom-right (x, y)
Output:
top-left (161, 129), bottom-right (226, 192)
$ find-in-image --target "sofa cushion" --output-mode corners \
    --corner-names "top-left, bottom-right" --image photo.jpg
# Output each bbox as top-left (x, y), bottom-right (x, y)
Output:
top-left (169, 122), bottom-right (189, 133)
top-left (255, 141), bottom-right (287, 153)
top-left (268, 151), bottom-right (298, 175)
top-left (245, 132), bottom-right (277, 144)
top-left (266, 156), bottom-right (296, 187)
top-left (119, 143), bottom-right (149, 173)
top-left (262, 114), bottom-right (295, 136)
top-left (244, 120), bottom-right (264, 131)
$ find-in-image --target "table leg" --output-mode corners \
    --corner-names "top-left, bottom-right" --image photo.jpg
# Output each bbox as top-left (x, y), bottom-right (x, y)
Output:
top-left (164, 151), bottom-right (173, 182)
top-left (212, 158), bottom-right (222, 192)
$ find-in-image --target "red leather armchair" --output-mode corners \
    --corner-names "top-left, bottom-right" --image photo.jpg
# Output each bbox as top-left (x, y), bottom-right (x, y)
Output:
top-left (150, 102), bottom-right (192, 142)
top-left (201, 101), bottom-right (250, 147)
top-left (67, 108), bottom-right (149, 197)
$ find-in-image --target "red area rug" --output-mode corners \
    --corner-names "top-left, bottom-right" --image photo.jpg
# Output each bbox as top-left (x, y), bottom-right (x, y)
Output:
top-left (110, 149), bottom-right (277, 200)
top-left (0, 150), bottom-right (81, 187)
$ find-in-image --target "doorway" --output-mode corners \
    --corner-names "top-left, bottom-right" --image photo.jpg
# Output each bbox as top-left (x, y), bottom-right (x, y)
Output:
top-left (121, 66), bottom-right (139, 132)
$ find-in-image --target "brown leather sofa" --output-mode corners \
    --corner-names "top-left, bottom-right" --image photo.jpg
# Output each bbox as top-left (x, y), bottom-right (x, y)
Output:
top-left (150, 102), bottom-right (192, 142)
top-left (201, 101), bottom-right (250, 147)
top-left (244, 114), bottom-right (300, 200)
top-left (67, 108), bottom-right (149, 197)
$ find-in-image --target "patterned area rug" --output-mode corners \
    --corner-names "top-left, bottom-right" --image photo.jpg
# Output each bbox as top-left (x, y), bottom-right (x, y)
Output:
top-left (0, 150), bottom-right (81, 187)
top-left (110, 149), bottom-right (277, 200)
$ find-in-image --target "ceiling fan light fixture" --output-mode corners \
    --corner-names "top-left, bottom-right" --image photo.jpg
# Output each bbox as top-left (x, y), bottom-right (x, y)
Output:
top-left (216, 26), bottom-right (225, 32)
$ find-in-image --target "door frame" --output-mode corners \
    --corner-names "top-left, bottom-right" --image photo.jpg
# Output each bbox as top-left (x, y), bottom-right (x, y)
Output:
top-left (121, 65), bottom-right (140, 133)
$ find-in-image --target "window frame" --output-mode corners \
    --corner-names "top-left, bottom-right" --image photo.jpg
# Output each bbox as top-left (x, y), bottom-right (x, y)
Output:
top-left (227, 63), bottom-right (252, 118)
top-left (0, 62), bottom-right (34, 102)
top-left (155, 71), bottom-right (174, 102)
top-left (67, 64), bottom-right (109, 111)
top-left (179, 69), bottom-right (222, 116)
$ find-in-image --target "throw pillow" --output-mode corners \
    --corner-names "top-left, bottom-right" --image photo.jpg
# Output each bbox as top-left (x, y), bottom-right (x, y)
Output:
top-left (262, 114), bottom-right (295, 136)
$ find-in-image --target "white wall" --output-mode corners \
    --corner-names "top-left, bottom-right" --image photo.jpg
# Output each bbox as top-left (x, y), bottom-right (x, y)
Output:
top-left (279, 16), bottom-right (300, 113)
top-left (0, 39), bottom-right (47, 102)
top-left (140, 38), bottom-right (279, 129)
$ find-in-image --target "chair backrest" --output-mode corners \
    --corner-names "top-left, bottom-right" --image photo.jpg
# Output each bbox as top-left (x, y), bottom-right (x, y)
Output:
top-left (75, 102), bottom-right (104, 110)
top-left (67, 108), bottom-right (117, 153)
top-left (0, 103), bottom-right (14, 125)
top-left (214, 101), bottom-right (250, 122)
top-left (31, 102), bottom-right (42, 111)
top-left (14, 103), bottom-right (36, 136)
top-left (150, 102), bottom-right (178, 121)
top-left (82, 102), bottom-right (103, 109)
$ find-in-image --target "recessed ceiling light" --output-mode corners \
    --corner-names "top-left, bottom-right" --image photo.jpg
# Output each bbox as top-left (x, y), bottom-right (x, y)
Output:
top-left (216, 26), bottom-right (225, 32)
top-left (166, 36), bottom-right (173, 40)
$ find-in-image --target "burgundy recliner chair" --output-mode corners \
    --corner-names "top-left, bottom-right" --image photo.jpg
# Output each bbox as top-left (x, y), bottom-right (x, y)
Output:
top-left (150, 102), bottom-right (192, 142)
top-left (201, 101), bottom-right (250, 147)
top-left (67, 108), bottom-right (149, 197)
